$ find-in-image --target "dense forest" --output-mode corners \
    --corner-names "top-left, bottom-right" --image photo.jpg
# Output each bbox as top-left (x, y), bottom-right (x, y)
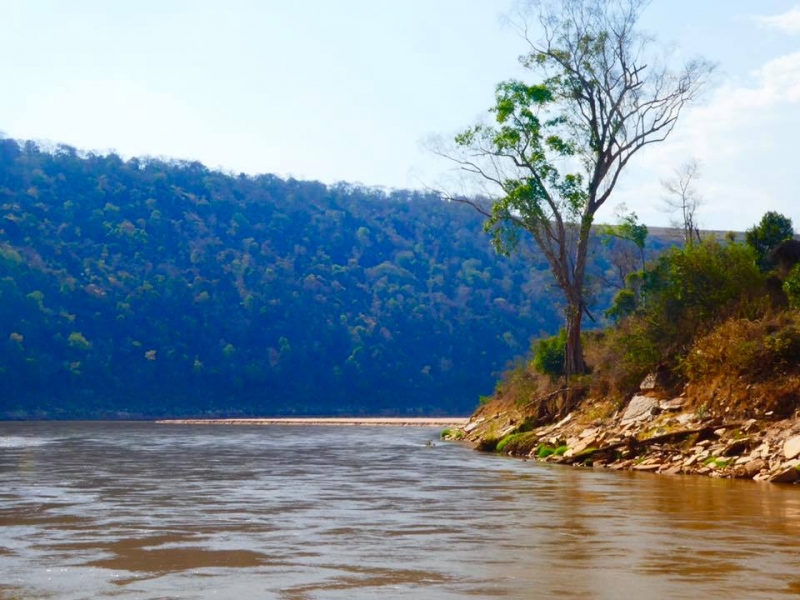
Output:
top-left (0, 137), bottom-right (674, 418)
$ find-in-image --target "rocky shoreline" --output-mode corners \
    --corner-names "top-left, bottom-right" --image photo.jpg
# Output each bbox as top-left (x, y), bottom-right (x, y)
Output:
top-left (451, 388), bottom-right (800, 485)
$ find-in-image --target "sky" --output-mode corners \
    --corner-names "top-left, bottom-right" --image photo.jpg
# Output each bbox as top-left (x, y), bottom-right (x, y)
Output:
top-left (1, 0), bottom-right (799, 231)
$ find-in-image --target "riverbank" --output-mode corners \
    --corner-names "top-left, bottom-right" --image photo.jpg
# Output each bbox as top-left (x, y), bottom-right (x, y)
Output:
top-left (157, 417), bottom-right (468, 427)
top-left (450, 389), bottom-right (800, 484)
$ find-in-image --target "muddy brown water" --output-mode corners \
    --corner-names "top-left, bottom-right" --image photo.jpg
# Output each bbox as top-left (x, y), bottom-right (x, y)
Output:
top-left (1, 422), bottom-right (799, 599)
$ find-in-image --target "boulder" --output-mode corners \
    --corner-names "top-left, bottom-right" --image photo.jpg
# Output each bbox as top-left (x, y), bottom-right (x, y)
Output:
top-left (744, 458), bottom-right (767, 478)
top-left (722, 437), bottom-right (755, 457)
top-left (564, 436), bottom-right (597, 458)
top-left (768, 464), bottom-right (800, 484)
top-left (632, 463), bottom-right (661, 471)
top-left (621, 395), bottom-right (660, 425)
top-left (783, 435), bottom-right (800, 460)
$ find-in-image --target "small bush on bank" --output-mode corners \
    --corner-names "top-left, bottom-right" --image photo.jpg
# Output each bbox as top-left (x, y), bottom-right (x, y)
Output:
top-left (784, 264), bottom-right (800, 310)
top-left (531, 330), bottom-right (567, 379)
top-left (589, 239), bottom-right (768, 399)
top-left (683, 313), bottom-right (800, 380)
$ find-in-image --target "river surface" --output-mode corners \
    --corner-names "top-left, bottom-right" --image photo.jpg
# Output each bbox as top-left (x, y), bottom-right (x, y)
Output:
top-left (1, 422), bottom-right (799, 599)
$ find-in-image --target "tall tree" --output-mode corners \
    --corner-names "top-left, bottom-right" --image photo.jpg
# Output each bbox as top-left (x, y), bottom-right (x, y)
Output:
top-left (599, 203), bottom-right (648, 284)
top-left (745, 211), bottom-right (794, 271)
top-left (661, 158), bottom-right (703, 245)
top-left (435, 0), bottom-right (713, 377)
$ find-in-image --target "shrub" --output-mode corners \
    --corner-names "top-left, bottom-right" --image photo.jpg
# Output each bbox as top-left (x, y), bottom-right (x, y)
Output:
top-left (683, 313), bottom-right (800, 380)
top-left (644, 239), bottom-right (764, 328)
top-left (745, 211), bottom-right (794, 271)
top-left (605, 288), bottom-right (637, 322)
top-left (784, 264), bottom-right (800, 310)
top-left (531, 329), bottom-right (567, 379)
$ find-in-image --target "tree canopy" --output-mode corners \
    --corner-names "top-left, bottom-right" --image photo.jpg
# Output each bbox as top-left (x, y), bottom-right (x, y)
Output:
top-left (745, 211), bottom-right (794, 271)
top-left (0, 137), bottom-right (682, 419)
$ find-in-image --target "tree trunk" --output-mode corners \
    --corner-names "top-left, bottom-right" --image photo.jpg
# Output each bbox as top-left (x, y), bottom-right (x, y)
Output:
top-left (564, 300), bottom-right (586, 377)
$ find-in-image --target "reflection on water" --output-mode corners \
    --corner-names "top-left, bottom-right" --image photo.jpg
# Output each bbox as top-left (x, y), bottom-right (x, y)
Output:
top-left (0, 422), bottom-right (799, 599)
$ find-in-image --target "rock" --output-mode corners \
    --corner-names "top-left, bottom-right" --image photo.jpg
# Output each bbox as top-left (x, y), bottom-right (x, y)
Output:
top-left (783, 435), bottom-right (800, 460)
top-left (676, 413), bottom-right (693, 426)
top-left (741, 419), bottom-right (758, 433)
top-left (621, 395), bottom-right (660, 425)
top-left (768, 464), bottom-right (800, 484)
top-left (464, 421), bottom-right (480, 433)
top-left (744, 458), bottom-right (767, 478)
top-left (723, 437), bottom-right (755, 457)
top-left (564, 436), bottom-right (597, 458)
top-left (713, 428), bottom-right (727, 437)
top-left (640, 373), bottom-right (659, 390)
top-left (579, 427), bottom-right (598, 439)
top-left (661, 465), bottom-right (682, 475)
top-left (554, 413), bottom-right (572, 428)
top-left (659, 398), bottom-right (685, 411)
top-left (632, 463), bottom-right (661, 471)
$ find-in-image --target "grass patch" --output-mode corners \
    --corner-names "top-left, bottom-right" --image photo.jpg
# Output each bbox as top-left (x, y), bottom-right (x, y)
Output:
top-left (536, 443), bottom-right (568, 458)
top-left (440, 428), bottom-right (464, 440)
top-left (703, 456), bottom-right (732, 468)
top-left (496, 431), bottom-right (540, 455)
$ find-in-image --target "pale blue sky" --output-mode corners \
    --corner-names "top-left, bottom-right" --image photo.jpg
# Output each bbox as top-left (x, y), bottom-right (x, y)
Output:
top-left (1, 0), bottom-right (799, 230)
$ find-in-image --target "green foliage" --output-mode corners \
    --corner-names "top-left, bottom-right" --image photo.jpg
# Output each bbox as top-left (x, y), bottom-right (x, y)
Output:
top-left (534, 443), bottom-right (567, 458)
top-left (600, 207), bottom-right (648, 260)
top-left (495, 433), bottom-right (518, 453)
top-left (784, 264), bottom-right (800, 310)
top-left (0, 136), bottom-right (678, 419)
top-left (536, 444), bottom-right (556, 458)
top-left (595, 239), bottom-right (766, 396)
top-left (440, 428), bottom-right (464, 441)
top-left (605, 288), bottom-right (637, 322)
top-left (643, 239), bottom-right (764, 328)
top-left (531, 330), bottom-right (567, 379)
top-left (745, 211), bottom-right (794, 271)
top-left (496, 431), bottom-right (539, 455)
top-left (67, 332), bottom-right (91, 351)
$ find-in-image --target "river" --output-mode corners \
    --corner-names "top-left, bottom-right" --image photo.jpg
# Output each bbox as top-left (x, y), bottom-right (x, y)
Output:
top-left (1, 422), bottom-right (799, 599)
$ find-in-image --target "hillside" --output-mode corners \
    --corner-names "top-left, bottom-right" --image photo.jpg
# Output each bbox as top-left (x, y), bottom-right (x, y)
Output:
top-left (0, 138), bottom-right (673, 419)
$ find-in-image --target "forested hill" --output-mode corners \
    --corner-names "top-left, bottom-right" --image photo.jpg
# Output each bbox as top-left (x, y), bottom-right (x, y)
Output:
top-left (0, 138), bottom-right (667, 418)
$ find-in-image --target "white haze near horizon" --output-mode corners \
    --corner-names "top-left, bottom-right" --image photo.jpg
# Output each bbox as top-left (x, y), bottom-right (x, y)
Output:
top-left (1, 0), bottom-right (799, 232)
